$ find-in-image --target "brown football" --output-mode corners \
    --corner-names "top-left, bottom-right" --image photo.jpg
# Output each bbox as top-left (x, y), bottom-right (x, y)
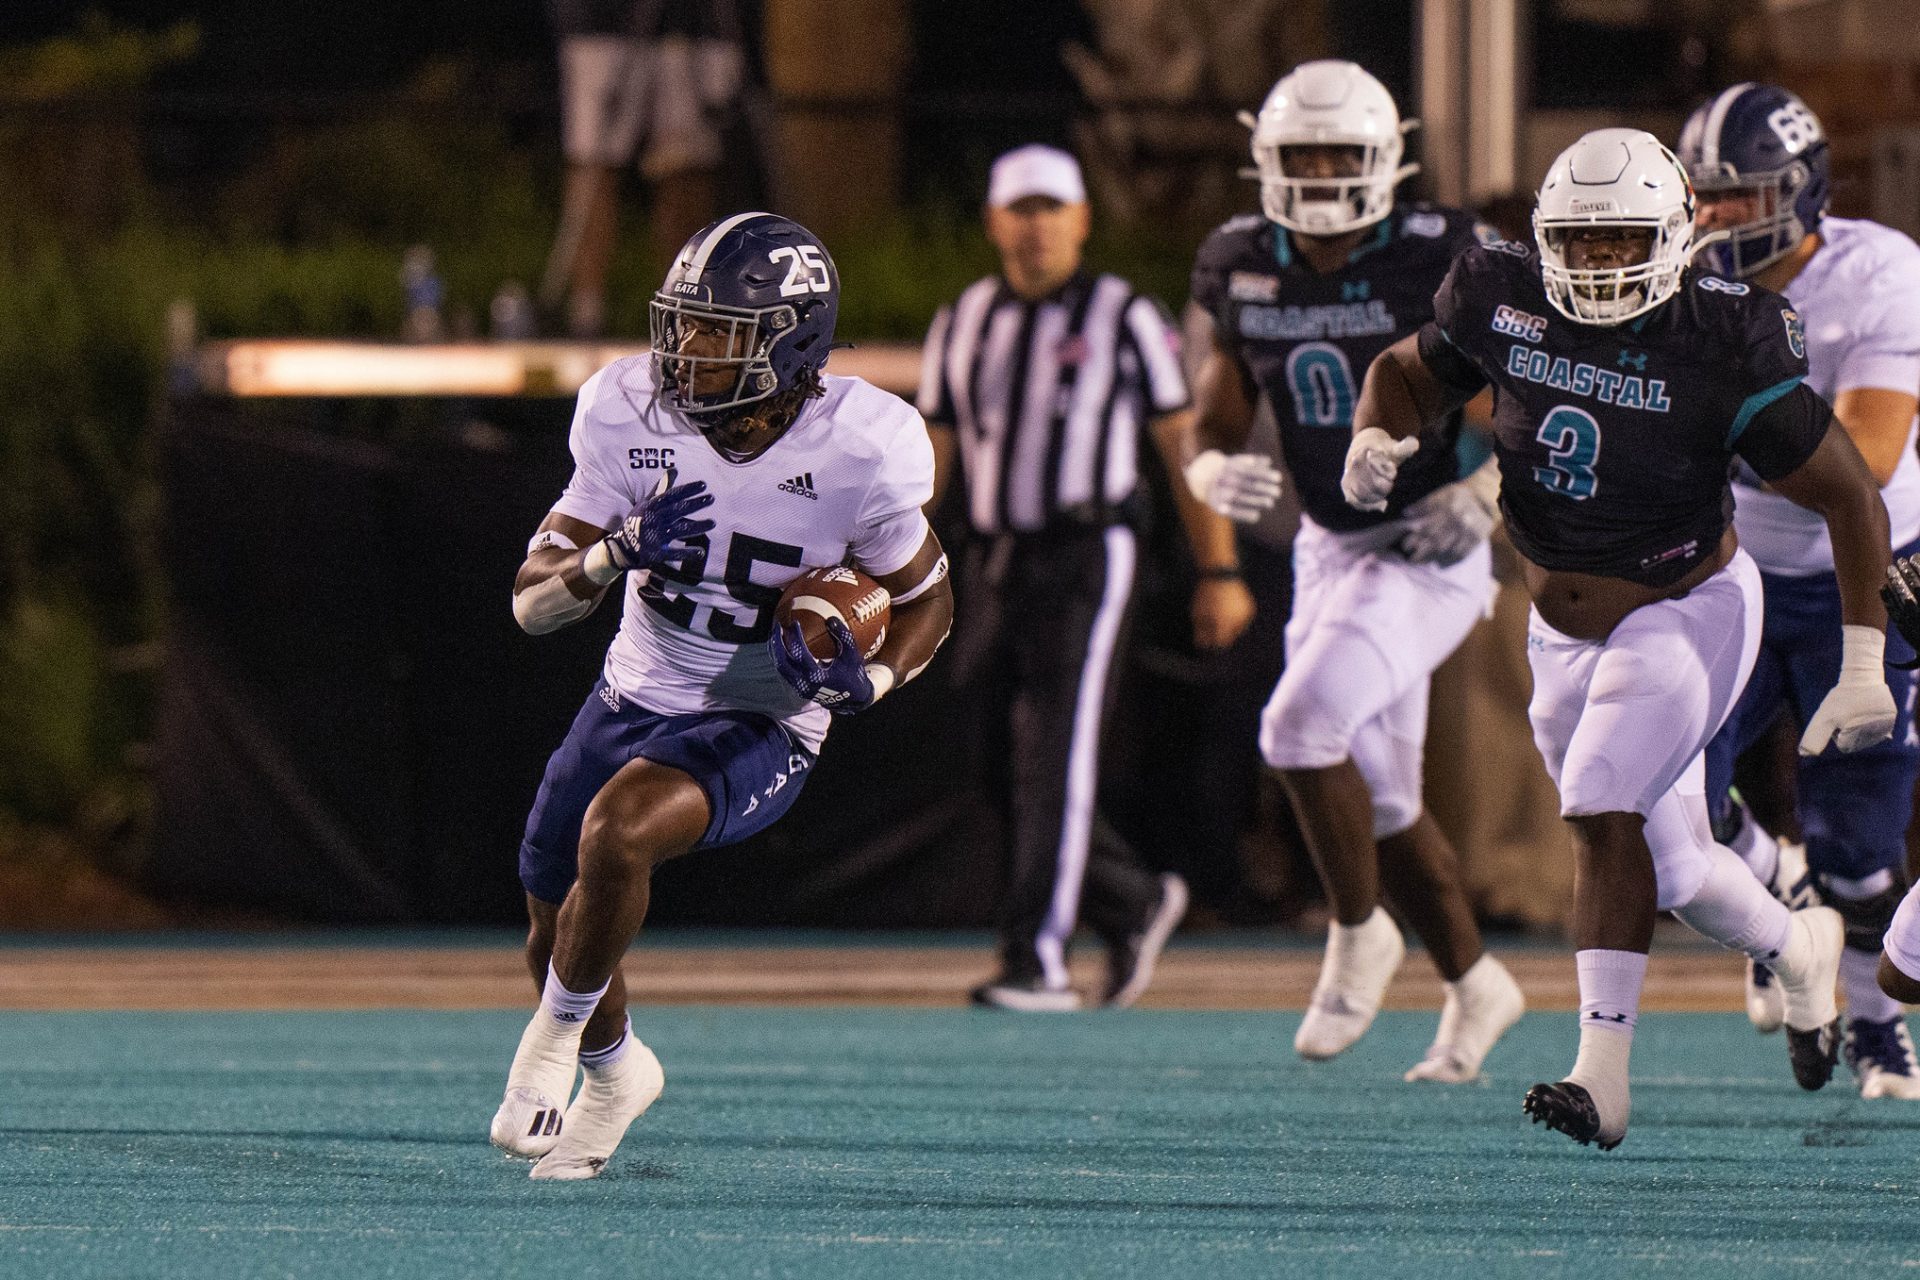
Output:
top-left (775, 566), bottom-right (891, 661)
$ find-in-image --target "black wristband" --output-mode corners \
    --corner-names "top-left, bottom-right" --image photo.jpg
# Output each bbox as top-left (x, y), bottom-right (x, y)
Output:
top-left (1196, 565), bottom-right (1243, 582)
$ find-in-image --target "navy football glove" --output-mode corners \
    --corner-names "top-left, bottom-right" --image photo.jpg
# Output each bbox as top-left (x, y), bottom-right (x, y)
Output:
top-left (770, 617), bottom-right (879, 715)
top-left (600, 479), bottom-right (715, 576)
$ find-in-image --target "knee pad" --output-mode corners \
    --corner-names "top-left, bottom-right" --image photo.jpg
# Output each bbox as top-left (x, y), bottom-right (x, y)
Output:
top-left (1258, 701), bottom-right (1349, 770)
top-left (1350, 722), bottom-right (1423, 839)
top-left (1825, 877), bottom-right (1908, 952)
top-left (1645, 785), bottom-right (1716, 912)
top-left (1259, 673), bottom-right (1357, 771)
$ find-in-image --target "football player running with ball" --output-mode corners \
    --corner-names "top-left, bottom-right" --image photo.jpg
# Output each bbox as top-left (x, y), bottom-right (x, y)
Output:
top-left (493, 213), bottom-right (953, 1179)
top-left (1346, 128), bottom-right (1892, 1150)
top-left (1678, 85), bottom-right (1920, 1099)
top-left (1185, 60), bottom-right (1524, 1082)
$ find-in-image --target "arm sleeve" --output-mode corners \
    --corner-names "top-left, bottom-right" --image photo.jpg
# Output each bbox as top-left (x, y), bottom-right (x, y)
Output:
top-left (1732, 381), bottom-right (1833, 481)
top-left (915, 305), bottom-right (955, 423)
top-left (1416, 247), bottom-right (1504, 394)
top-left (549, 367), bottom-right (634, 530)
top-left (1837, 286), bottom-right (1920, 395)
top-left (850, 412), bottom-right (938, 577)
top-left (1416, 323), bottom-right (1489, 395)
top-left (1124, 294), bottom-right (1192, 414)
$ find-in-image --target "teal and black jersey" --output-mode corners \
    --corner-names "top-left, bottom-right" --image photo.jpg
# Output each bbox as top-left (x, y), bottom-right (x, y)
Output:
top-left (1190, 204), bottom-right (1488, 532)
top-left (1417, 241), bottom-right (1833, 587)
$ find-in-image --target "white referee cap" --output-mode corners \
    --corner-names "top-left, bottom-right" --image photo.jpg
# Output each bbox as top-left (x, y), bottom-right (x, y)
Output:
top-left (987, 145), bottom-right (1087, 208)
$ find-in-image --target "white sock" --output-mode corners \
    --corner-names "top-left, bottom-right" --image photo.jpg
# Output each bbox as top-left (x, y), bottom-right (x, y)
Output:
top-left (1575, 948), bottom-right (1648, 1032)
top-left (540, 964), bottom-right (608, 1031)
top-left (1670, 842), bottom-right (1792, 961)
top-left (1726, 806), bottom-right (1779, 886)
top-left (1565, 949), bottom-right (1644, 1136)
top-left (1843, 946), bottom-right (1903, 1023)
top-left (579, 1017), bottom-right (633, 1072)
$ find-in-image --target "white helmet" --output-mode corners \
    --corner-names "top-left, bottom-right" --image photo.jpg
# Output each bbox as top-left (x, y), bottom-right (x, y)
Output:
top-left (1533, 128), bottom-right (1699, 325)
top-left (1243, 60), bottom-right (1418, 236)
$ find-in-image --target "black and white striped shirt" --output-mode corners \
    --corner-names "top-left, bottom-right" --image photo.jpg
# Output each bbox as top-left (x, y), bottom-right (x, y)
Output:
top-left (917, 272), bottom-right (1190, 535)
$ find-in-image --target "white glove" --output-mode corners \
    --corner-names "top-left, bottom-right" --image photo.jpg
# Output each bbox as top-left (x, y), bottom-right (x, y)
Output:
top-left (1397, 480), bottom-right (1495, 565)
top-left (1342, 428), bottom-right (1421, 512)
top-left (1800, 625), bottom-right (1898, 755)
top-left (1185, 449), bottom-right (1284, 523)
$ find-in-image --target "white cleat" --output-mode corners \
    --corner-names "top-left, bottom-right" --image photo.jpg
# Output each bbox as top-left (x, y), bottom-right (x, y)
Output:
top-left (531, 1041), bottom-right (666, 1180)
top-left (1405, 953), bottom-right (1526, 1083)
top-left (1296, 908), bottom-right (1405, 1060)
top-left (490, 1010), bottom-right (588, 1159)
top-left (1846, 1017), bottom-right (1920, 1100)
top-left (1775, 906), bottom-right (1846, 1091)
top-left (1777, 906), bottom-right (1844, 1032)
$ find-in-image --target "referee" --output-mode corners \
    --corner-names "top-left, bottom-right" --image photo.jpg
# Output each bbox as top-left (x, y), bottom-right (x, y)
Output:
top-left (919, 145), bottom-right (1256, 1010)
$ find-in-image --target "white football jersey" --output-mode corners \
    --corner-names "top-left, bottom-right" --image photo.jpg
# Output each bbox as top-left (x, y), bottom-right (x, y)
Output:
top-left (1734, 217), bottom-right (1920, 574)
top-left (549, 357), bottom-right (936, 750)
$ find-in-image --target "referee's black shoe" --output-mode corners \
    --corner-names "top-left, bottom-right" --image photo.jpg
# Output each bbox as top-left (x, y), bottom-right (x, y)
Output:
top-left (1103, 874), bottom-right (1189, 1009)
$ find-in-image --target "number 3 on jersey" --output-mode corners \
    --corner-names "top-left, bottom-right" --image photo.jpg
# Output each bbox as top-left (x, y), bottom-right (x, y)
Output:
top-left (1533, 405), bottom-right (1600, 500)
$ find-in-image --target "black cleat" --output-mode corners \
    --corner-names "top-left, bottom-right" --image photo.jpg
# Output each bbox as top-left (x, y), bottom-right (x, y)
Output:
top-left (1787, 1018), bottom-right (1842, 1090)
top-left (1522, 1081), bottom-right (1621, 1151)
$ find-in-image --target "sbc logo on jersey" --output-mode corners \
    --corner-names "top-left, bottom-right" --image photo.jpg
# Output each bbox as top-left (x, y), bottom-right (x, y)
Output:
top-left (1492, 305), bottom-right (1547, 343)
top-left (1227, 271), bottom-right (1280, 303)
top-left (1782, 309), bottom-right (1806, 359)
top-left (628, 447), bottom-right (677, 470)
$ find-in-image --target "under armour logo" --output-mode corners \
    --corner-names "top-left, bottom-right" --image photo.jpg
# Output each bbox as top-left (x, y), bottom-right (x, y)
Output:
top-left (1585, 1011), bottom-right (1631, 1022)
top-left (1617, 349), bottom-right (1647, 371)
top-left (1341, 280), bottom-right (1371, 302)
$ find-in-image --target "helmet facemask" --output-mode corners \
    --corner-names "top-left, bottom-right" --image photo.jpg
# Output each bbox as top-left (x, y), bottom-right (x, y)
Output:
top-left (1535, 209), bottom-right (1695, 326)
top-left (648, 294), bottom-right (798, 416)
top-left (1249, 135), bottom-right (1408, 236)
top-left (1690, 162), bottom-right (1813, 279)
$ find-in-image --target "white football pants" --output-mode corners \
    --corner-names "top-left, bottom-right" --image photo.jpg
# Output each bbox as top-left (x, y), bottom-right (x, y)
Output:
top-left (1526, 550), bottom-right (1764, 909)
top-left (1259, 516), bottom-right (1494, 838)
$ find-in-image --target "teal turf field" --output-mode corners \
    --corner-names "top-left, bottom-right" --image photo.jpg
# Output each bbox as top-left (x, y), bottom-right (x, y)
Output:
top-left (1, 1009), bottom-right (1915, 1278)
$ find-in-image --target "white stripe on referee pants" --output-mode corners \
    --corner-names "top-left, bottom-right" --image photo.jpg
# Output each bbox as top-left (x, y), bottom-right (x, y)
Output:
top-left (1035, 524), bottom-right (1137, 987)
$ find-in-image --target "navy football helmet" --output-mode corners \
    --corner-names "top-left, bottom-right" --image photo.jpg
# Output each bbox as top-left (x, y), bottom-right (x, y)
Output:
top-left (1676, 83), bottom-right (1830, 279)
top-left (649, 212), bottom-right (839, 415)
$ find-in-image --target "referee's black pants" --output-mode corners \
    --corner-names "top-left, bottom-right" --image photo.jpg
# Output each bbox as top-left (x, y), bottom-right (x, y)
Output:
top-left (955, 524), bottom-right (1162, 986)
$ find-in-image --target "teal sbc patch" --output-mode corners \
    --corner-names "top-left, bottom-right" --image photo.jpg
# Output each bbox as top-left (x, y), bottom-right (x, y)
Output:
top-left (1783, 308), bottom-right (1806, 359)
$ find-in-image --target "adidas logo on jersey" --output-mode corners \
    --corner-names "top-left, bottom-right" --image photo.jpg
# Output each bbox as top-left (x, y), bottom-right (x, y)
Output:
top-left (779, 472), bottom-right (819, 500)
